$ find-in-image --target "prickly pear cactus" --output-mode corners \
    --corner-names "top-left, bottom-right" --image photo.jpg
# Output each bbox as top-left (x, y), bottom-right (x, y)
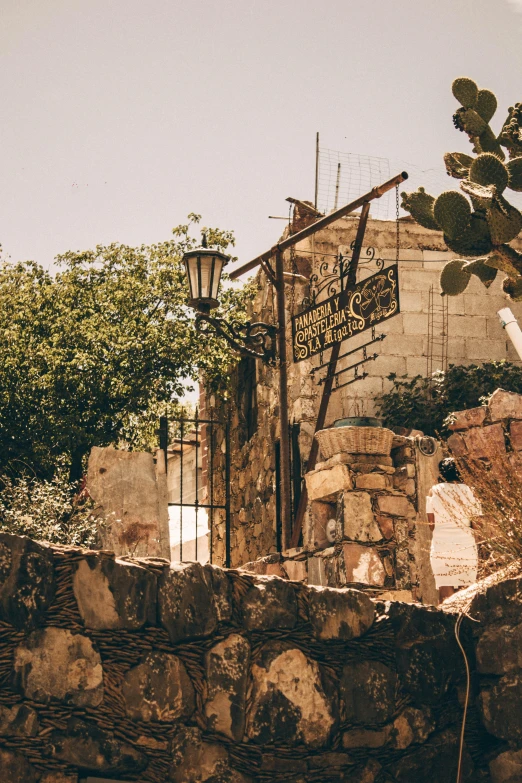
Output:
top-left (401, 77), bottom-right (522, 301)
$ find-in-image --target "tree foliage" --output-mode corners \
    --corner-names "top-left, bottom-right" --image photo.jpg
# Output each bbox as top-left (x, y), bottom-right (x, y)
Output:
top-left (0, 215), bottom-right (255, 479)
top-left (376, 361), bottom-right (522, 436)
top-left (0, 464), bottom-right (104, 547)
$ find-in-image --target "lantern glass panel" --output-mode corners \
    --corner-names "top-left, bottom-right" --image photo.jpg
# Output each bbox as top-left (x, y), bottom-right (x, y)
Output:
top-left (210, 255), bottom-right (224, 301)
top-left (198, 253), bottom-right (214, 300)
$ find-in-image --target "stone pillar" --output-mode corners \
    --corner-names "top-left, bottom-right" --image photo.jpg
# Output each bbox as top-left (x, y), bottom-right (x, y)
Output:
top-left (86, 446), bottom-right (170, 559)
top-left (301, 438), bottom-right (420, 600)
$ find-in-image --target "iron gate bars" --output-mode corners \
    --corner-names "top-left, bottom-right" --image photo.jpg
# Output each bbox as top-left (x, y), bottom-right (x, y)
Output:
top-left (160, 409), bottom-right (231, 567)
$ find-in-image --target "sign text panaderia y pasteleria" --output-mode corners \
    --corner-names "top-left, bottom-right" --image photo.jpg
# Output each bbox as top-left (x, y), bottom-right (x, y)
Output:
top-left (291, 265), bottom-right (400, 362)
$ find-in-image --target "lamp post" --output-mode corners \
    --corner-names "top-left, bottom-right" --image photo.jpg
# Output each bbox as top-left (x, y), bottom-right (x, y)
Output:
top-left (183, 236), bottom-right (277, 363)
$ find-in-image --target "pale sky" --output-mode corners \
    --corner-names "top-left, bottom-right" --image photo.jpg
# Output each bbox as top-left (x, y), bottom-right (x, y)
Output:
top-left (1, 0), bottom-right (522, 272)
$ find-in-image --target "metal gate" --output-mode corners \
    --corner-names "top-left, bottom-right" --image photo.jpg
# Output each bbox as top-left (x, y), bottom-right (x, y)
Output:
top-left (159, 409), bottom-right (230, 566)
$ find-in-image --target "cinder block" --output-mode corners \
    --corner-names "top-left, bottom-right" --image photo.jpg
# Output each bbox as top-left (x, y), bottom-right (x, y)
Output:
top-left (398, 291), bottom-right (429, 313)
top-left (464, 338), bottom-right (508, 362)
top-left (380, 334), bottom-right (425, 357)
top-left (447, 315), bottom-right (487, 338)
top-left (402, 313), bottom-right (428, 335)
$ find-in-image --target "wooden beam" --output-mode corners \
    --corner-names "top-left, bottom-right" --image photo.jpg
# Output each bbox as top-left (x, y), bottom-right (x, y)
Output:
top-left (229, 171), bottom-right (408, 281)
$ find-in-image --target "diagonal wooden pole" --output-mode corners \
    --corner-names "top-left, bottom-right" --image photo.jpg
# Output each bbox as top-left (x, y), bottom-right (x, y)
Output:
top-left (289, 201), bottom-right (372, 548)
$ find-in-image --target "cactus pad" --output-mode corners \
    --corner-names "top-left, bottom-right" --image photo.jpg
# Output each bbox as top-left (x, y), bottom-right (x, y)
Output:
top-left (475, 127), bottom-right (505, 159)
top-left (401, 187), bottom-right (439, 231)
top-left (444, 152), bottom-right (474, 180)
top-left (453, 107), bottom-right (487, 137)
top-left (500, 104), bottom-right (522, 159)
top-left (463, 259), bottom-right (497, 288)
top-left (440, 260), bottom-right (472, 296)
top-left (460, 180), bottom-right (495, 210)
top-left (476, 89), bottom-right (497, 123)
top-left (452, 78), bottom-right (478, 109)
top-left (469, 153), bottom-right (509, 193)
top-left (486, 196), bottom-right (522, 244)
top-left (443, 213), bottom-right (492, 257)
top-left (502, 276), bottom-right (522, 301)
top-left (433, 191), bottom-right (471, 239)
top-left (507, 157), bottom-right (522, 192)
top-left (485, 245), bottom-right (522, 277)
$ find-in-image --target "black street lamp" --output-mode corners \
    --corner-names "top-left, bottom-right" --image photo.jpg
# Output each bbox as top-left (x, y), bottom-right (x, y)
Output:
top-left (183, 236), bottom-right (277, 363)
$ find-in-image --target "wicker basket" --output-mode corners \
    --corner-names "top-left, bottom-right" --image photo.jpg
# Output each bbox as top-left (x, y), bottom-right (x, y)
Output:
top-left (315, 426), bottom-right (394, 458)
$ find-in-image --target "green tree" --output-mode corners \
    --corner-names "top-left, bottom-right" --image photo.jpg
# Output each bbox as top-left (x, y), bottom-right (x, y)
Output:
top-left (0, 215), bottom-right (254, 479)
top-left (376, 361), bottom-right (522, 436)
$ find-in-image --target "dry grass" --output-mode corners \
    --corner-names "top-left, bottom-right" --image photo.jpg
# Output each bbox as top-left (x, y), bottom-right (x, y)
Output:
top-left (454, 451), bottom-right (522, 578)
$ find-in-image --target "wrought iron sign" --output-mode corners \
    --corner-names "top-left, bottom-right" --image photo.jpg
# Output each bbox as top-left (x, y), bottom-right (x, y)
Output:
top-left (291, 264), bottom-right (400, 363)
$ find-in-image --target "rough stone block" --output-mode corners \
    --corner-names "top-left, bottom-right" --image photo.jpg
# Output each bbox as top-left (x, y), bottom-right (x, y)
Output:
top-left (305, 464), bottom-right (353, 502)
top-left (462, 423), bottom-right (506, 458)
top-left (447, 432), bottom-right (467, 456)
top-left (355, 473), bottom-right (390, 490)
top-left (307, 556), bottom-right (327, 586)
top-left (308, 586), bottom-right (375, 640)
top-left (204, 565), bottom-right (233, 623)
top-left (510, 420), bottom-right (522, 451)
top-left (489, 748), bottom-right (522, 783)
top-left (40, 774), bottom-right (78, 783)
top-left (283, 559), bottom-right (307, 582)
top-left (447, 406), bottom-right (487, 431)
top-left (489, 389), bottom-right (522, 422)
top-left (0, 703), bottom-right (39, 737)
top-left (14, 627), bottom-right (103, 706)
top-left (342, 544), bottom-right (386, 586)
top-left (340, 660), bottom-right (397, 724)
top-left (50, 718), bottom-right (147, 775)
top-left (343, 727), bottom-right (390, 748)
top-left (342, 492), bottom-right (382, 542)
top-left (0, 750), bottom-right (39, 783)
top-left (0, 533), bottom-right (55, 630)
top-left (388, 728), bottom-right (473, 782)
top-left (246, 643), bottom-right (337, 747)
top-left (376, 589), bottom-right (414, 603)
top-left (204, 634), bottom-right (250, 741)
top-left (480, 672), bottom-right (522, 741)
top-left (377, 494), bottom-right (416, 518)
top-left (158, 562), bottom-right (218, 643)
top-left (241, 577), bottom-right (297, 631)
top-left (122, 652), bottom-right (195, 722)
top-left (476, 623), bottom-right (522, 674)
top-left (376, 515), bottom-right (394, 540)
top-left (170, 727), bottom-right (252, 783)
top-left (72, 555), bottom-right (156, 630)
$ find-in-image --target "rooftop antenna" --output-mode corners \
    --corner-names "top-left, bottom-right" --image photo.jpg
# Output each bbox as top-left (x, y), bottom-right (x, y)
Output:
top-left (314, 132), bottom-right (319, 210)
top-left (333, 162), bottom-right (341, 211)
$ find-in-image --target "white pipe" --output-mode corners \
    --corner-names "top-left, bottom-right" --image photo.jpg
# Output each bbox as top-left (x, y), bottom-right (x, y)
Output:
top-left (498, 307), bottom-right (522, 361)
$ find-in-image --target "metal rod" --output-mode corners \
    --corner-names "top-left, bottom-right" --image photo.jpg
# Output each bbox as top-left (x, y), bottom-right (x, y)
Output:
top-left (311, 332), bottom-right (386, 373)
top-left (209, 408), bottom-right (214, 565)
top-left (333, 162), bottom-right (341, 211)
top-left (229, 171), bottom-right (408, 280)
top-left (317, 353), bottom-right (378, 384)
top-left (314, 132), bottom-right (319, 211)
top-left (179, 416), bottom-right (184, 561)
top-left (195, 407), bottom-right (199, 563)
top-left (275, 248), bottom-right (292, 552)
top-left (225, 410), bottom-right (231, 568)
top-left (290, 202), bottom-right (374, 548)
top-left (329, 370), bottom-right (369, 394)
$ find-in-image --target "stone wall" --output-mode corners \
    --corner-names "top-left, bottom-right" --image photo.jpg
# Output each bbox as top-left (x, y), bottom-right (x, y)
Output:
top-left (210, 212), bottom-right (522, 569)
top-left (447, 388), bottom-right (522, 463)
top-left (1, 532), bottom-right (522, 782)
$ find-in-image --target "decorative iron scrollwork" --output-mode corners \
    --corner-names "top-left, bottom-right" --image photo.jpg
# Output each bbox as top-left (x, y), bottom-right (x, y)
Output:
top-left (195, 312), bottom-right (277, 363)
top-left (301, 245), bottom-right (386, 309)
